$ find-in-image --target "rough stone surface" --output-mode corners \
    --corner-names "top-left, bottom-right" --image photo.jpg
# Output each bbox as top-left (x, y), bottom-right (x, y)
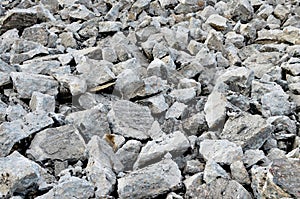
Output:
top-left (134, 131), bottom-right (190, 169)
top-left (199, 139), bottom-right (243, 165)
top-left (118, 158), bottom-right (182, 199)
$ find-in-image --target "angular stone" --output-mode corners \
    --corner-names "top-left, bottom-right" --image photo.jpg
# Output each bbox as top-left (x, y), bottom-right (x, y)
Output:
top-left (10, 72), bottom-right (59, 99)
top-left (169, 88), bottom-right (196, 104)
top-left (204, 160), bottom-right (230, 183)
top-left (0, 111), bottom-right (53, 157)
top-left (271, 158), bottom-right (300, 198)
top-left (21, 24), bottom-right (49, 46)
top-left (134, 131), bottom-right (190, 169)
top-left (118, 158), bottom-right (181, 199)
top-left (27, 125), bottom-right (86, 162)
top-left (230, 160), bottom-right (251, 185)
top-left (231, 0), bottom-right (254, 22)
top-left (204, 91), bottom-right (228, 130)
top-left (186, 178), bottom-right (252, 199)
top-left (0, 152), bottom-right (46, 198)
top-left (225, 31), bottom-right (245, 48)
top-left (243, 149), bottom-right (267, 168)
top-left (282, 59), bottom-right (300, 76)
top-left (65, 106), bottom-right (110, 143)
top-left (114, 69), bottom-right (143, 99)
top-left (0, 9), bottom-right (38, 35)
top-left (251, 165), bottom-right (292, 198)
top-left (206, 14), bottom-right (227, 31)
top-left (69, 4), bottom-right (95, 20)
top-left (199, 139), bottom-right (243, 165)
top-left (0, 29), bottom-right (19, 55)
top-left (116, 140), bottom-right (142, 171)
top-left (281, 26), bottom-right (300, 45)
top-left (220, 113), bottom-right (273, 150)
top-left (76, 57), bottom-right (115, 88)
top-left (19, 60), bottom-right (61, 74)
top-left (59, 32), bottom-right (77, 49)
top-left (54, 74), bottom-right (87, 96)
top-left (165, 102), bottom-right (187, 119)
top-left (35, 176), bottom-right (94, 199)
top-left (205, 29), bottom-right (224, 51)
top-left (274, 4), bottom-right (289, 21)
top-left (108, 100), bottom-right (154, 140)
top-left (99, 21), bottom-right (122, 33)
top-left (86, 136), bottom-right (123, 197)
top-left (29, 91), bottom-right (55, 112)
top-left (143, 94), bottom-right (169, 114)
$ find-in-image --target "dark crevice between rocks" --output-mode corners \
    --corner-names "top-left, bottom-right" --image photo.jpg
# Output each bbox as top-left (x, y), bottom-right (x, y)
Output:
top-left (130, 91), bottom-right (162, 102)
top-left (110, 180), bottom-right (119, 199)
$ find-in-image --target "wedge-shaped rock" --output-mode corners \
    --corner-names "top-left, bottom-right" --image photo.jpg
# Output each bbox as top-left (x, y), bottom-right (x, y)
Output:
top-left (108, 100), bottom-right (154, 140)
top-left (0, 152), bottom-right (49, 198)
top-left (185, 178), bottom-right (251, 199)
top-left (27, 125), bottom-right (86, 162)
top-left (66, 106), bottom-right (110, 142)
top-left (86, 136), bottom-right (123, 197)
top-left (10, 72), bottom-right (59, 99)
top-left (35, 176), bottom-right (94, 199)
top-left (134, 131), bottom-right (190, 169)
top-left (0, 111), bottom-right (53, 157)
top-left (220, 113), bottom-right (273, 150)
top-left (118, 158), bottom-right (181, 199)
top-left (199, 139), bottom-right (243, 165)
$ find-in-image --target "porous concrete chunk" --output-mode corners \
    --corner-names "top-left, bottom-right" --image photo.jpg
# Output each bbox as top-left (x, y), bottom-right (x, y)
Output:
top-left (118, 158), bottom-right (182, 199)
top-left (35, 176), bottom-right (94, 199)
top-left (30, 92), bottom-right (55, 112)
top-left (243, 149), bottom-right (267, 168)
top-left (27, 125), bottom-right (86, 162)
top-left (86, 136), bottom-right (123, 197)
top-left (169, 88), bottom-right (196, 103)
top-left (108, 100), bottom-right (154, 140)
top-left (251, 165), bottom-right (292, 198)
top-left (99, 21), bottom-right (122, 33)
top-left (10, 72), bottom-right (59, 99)
top-left (165, 102), bottom-right (187, 119)
top-left (186, 178), bottom-right (252, 199)
top-left (220, 113), bottom-right (273, 150)
top-left (66, 106), bottom-right (110, 142)
top-left (116, 140), bottom-right (142, 171)
top-left (230, 160), bottom-right (251, 185)
top-left (271, 158), bottom-right (300, 198)
top-left (114, 69), bottom-right (143, 99)
top-left (134, 131), bottom-right (190, 169)
top-left (0, 111), bottom-right (53, 157)
top-left (204, 160), bottom-right (230, 183)
top-left (0, 152), bottom-right (44, 198)
top-left (206, 14), bottom-right (227, 31)
top-left (199, 139), bottom-right (243, 165)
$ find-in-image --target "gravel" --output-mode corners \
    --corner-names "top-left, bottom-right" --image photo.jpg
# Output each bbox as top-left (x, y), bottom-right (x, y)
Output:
top-left (0, 0), bottom-right (299, 198)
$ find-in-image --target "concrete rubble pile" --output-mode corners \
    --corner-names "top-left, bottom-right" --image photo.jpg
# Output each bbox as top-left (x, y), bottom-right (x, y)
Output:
top-left (0, 0), bottom-right (299, 198)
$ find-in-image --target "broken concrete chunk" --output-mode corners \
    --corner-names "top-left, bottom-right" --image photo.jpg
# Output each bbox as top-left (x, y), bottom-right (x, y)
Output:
top-left (243, 149), bottom-right (268, 168)
top-left (118, 158), bottom-right (181, 199)
top-left (165, 102), bottom-right (187, 119)
top-left (10, 72), bottom-right (59, 99)
top-left (169, 88), bottom-right (196, 104)
top-left (221, 113), bottom-right (273, 150)
top-left (108, 100), bottom-right (154, 140)
top-left (134, 131), bottom-right (190, 169)
top-left (203, 160), bottom-right (230, 183)
top-left (54, 74), bottom-right (87, 96)
top-left (27, 125), bottom-right (86, 162)
top-left (206, 14), bottom-right (227, 31)
top-left (230, 160), bottom-right (251, 185)
top-left (199, 139), bottom-right (243, 165)
top-left (99, 21), bottom-right (122, 33)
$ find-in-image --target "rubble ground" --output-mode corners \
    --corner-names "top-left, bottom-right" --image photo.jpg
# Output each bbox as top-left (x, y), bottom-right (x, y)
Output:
top-left (0, 0), bottom-right (299, 198)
